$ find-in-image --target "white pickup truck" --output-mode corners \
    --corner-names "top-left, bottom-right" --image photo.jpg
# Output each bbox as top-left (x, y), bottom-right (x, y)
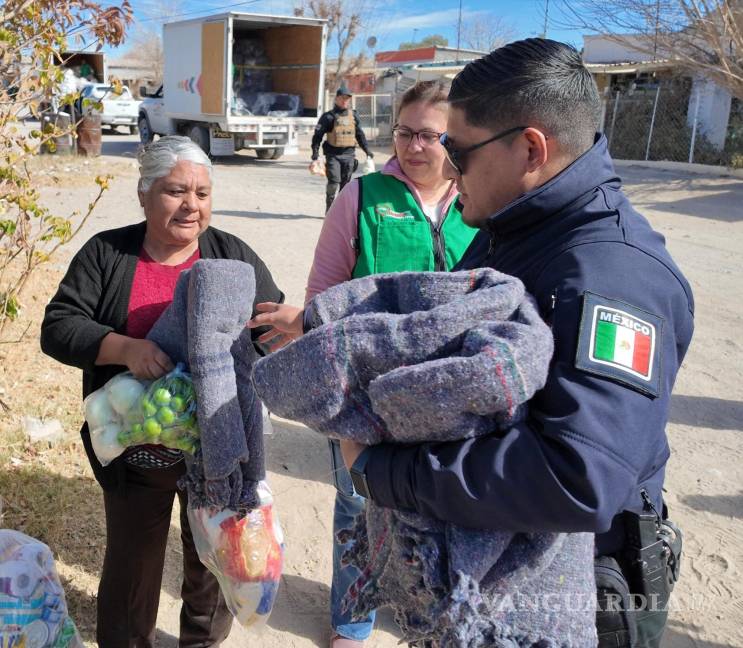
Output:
top-left (79, 84), bottom-right (140, 134)
top-left (138, 11), bottom-right (326, 159)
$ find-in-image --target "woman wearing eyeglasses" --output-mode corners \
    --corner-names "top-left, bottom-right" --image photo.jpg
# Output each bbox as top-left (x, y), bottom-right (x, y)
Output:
top-left (307, 80), bottom-right (477, 648)
top-left (248, 81), bottom-right (477, 648)
top-left (306, 81), bottom-right (476, 299)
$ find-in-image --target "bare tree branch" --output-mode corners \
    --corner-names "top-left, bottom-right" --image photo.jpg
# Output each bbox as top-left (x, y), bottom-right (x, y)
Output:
top-left (556, 0), bottom-right (743, 99)
top-left (122, 29), bottom-right (164, 84)
top-left (0, 0), bottom-right (35, 24)
top-left (294, 0), bottom-right (371, 90)
top-left (461, 15), bottom-right (515, 52)
top-left (118, 0), bottom-right (186, 86)
top-left (0, 0), bottom-right (130, 340)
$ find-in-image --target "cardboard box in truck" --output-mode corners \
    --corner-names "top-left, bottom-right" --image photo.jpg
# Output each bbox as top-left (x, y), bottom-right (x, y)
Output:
top-left (138, 12), bottom-right (327, 159)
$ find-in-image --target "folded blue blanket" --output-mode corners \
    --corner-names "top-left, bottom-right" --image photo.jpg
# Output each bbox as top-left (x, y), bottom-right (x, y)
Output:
top-left (252, 269), bottom-right (597, 647)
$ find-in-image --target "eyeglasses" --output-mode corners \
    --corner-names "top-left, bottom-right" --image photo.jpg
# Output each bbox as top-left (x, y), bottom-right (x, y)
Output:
top-left (392, 126), bottom-right (444, 148)
top-left (439, 126), bottom-right (528, 175)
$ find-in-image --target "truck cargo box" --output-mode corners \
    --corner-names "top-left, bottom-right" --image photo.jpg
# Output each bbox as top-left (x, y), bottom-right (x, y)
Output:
top-left (163, 13), bottom-right (326, 125)
top-left (58, 51), bottom-right (107, 84)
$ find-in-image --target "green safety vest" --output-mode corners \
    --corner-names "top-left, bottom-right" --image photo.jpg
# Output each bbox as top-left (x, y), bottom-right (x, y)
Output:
top-left (352, 172), bottom-right (477, 278)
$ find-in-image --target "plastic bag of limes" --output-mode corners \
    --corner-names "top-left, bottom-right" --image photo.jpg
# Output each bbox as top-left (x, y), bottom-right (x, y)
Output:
top-left (84, 363), bottom-right (200, 466)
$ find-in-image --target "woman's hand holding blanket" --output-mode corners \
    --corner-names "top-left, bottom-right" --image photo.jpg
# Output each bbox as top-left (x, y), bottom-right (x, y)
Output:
top-left (248, 302), bottom-right (304, 352)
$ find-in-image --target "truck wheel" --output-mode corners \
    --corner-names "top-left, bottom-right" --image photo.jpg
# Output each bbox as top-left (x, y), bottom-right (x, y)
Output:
top-left (255, 148), bottom-right (275, 160)
top-left (189, 125), bottom-right (210, 155)
top-left (138, 115), bottom-right (153, 144)
top-left (270, 148), bottom-right (283, 160)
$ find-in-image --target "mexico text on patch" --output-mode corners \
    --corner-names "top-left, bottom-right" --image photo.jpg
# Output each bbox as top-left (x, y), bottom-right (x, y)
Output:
top-left (575, 291), bottom-right (663, 397)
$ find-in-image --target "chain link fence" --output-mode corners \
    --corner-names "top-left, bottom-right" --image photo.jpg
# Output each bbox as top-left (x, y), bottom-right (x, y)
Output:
top-left (601, 78), bottom-right (743, 168)
top-left (321, 91), bottom-right (396, 146)
top-left (351, 93), bottom-right (395, 145)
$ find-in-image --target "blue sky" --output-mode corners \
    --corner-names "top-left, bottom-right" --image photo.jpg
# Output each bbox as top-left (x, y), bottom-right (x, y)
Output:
top-left (109, 0), bottom-right (586, 57)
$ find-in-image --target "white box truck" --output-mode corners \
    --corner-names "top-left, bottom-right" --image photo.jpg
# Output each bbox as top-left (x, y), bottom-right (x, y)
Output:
top-left (138, 12), bottom-right (327, 159)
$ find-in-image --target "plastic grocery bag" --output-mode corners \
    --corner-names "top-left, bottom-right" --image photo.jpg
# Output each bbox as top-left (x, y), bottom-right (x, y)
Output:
top-left (83, 364), bottom-right (199, 465)
top-left (188, 482), bottom-right (284, 629)
top-left (362, 157), bottom-right (375, 174)
top-left (0, 530), bottom-right (83, 648)
top-left (309, 160), bottom-right (325, 176)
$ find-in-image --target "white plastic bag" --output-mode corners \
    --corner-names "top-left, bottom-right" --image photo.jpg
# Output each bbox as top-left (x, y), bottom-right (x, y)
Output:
top-left (0, 530), bottom-right (83, 648)
top-left (83, 364), bottom-right (200, 465)
top-left (309, 160), bottom-right (325, 176)
top-left (261, 404), bottom-right (273, 436)
top-left (362, 157), bottom-right (375, 174)
top-left (188, 482), bottom-right (284, 629)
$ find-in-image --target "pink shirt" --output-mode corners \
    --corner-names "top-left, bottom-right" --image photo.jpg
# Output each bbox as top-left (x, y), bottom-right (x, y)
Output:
top-left (126, 248), bottom-right (201, 339)
top-left (304, 158), bottom-right (459, 303)
top-left (124, 247), bottom-right (200, 466)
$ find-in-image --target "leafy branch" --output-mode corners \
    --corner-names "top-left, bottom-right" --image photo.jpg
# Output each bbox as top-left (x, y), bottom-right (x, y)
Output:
top-left (0, 0), bottom-right (132, 341)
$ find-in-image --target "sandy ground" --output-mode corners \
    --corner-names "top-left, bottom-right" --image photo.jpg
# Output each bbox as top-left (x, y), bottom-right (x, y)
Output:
top-left (21, 129), bottom-right (743, 648)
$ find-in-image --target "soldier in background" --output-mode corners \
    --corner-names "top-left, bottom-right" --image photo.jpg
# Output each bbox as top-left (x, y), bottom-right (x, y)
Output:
top-left (311, 83), bottom-right (374, 212)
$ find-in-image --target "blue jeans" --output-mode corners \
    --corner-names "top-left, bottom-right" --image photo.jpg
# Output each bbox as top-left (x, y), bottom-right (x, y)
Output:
top-left (329, 439), bottom-right (376, 640)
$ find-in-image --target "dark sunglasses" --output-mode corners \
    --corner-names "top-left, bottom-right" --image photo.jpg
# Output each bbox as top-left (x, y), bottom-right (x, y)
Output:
top-left (439, 126), bottom-right (528, 175)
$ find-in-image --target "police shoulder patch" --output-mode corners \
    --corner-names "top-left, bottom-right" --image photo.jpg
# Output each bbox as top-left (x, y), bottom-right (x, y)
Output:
top-left (575, 291), bottom-right (663, 397)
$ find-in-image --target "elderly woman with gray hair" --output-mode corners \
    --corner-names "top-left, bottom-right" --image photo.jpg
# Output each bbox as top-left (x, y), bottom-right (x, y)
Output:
top-left (41, 135), bottom-right (283, 648)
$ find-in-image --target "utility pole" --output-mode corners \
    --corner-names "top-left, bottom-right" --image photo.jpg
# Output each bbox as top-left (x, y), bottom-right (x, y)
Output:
top-left (456, 0), bottom-right (463, 58)
top-left (653, 0), bottom-right (660, 60)
top-left (542, 0), bottom-right (549, 39)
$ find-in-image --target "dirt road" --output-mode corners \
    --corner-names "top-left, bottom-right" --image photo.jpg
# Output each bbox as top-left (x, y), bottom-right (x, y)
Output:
top-left (31, 131), bottom-right (743, 648)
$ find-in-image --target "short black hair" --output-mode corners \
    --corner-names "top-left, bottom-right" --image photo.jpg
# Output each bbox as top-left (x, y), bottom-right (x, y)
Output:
top-left (449, 38), bottom-right (601, 158)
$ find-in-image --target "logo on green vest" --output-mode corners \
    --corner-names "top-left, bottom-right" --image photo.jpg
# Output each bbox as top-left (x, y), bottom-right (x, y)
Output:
top-left (375, 204), bottom-right (414, 220)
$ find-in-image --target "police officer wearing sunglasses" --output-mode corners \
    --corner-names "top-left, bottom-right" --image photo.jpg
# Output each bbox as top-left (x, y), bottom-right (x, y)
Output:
top-left (341, 39), bottom-right (693, 648)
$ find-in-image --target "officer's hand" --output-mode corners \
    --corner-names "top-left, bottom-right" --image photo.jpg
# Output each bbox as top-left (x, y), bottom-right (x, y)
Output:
top-left (248, 302), bottom-right (304, 352)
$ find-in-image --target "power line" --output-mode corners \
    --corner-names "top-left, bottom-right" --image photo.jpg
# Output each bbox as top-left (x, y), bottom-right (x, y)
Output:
top-left (135, 0), bottom-right (262, 24)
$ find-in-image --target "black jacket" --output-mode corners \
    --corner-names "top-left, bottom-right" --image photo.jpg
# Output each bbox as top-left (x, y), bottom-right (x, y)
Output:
top-left (311, 106), bottom-right (372, 160)
top-left (363, 135), bottom-right (694, 554)
top-left (40, 221), bottom-right (283, 491)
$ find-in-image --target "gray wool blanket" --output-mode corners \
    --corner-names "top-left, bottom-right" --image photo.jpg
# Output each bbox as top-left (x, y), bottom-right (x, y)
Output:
top-left (252, 269), bottom-right (597, 647)
top-left (147, 259), bottom-right (265, 513)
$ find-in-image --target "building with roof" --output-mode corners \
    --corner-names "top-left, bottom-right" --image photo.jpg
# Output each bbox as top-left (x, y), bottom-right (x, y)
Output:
top-left (582, 33), bottom-right (735, 151)
top-left (108, 57), bottom-right (159, 97)
top-left (373, 46), bottom-right (486, 68)
top-left (337, 46), bottom-right (486, 99)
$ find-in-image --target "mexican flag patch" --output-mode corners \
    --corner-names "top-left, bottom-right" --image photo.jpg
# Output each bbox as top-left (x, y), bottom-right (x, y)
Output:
top-left (576, 292), bottom-right (663, 397)
top-left (593, 308), bottom-right (654, 378)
